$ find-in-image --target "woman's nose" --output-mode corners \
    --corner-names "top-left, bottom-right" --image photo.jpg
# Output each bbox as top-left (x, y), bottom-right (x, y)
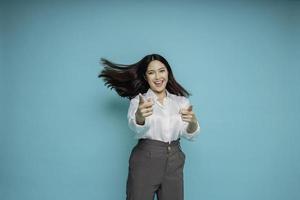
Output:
top-left (155, 72), bottom-right (160, 79)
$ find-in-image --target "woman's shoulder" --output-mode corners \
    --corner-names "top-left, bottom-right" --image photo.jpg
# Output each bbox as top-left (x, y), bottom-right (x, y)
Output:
top-left (129, 95), bottom-right (139, 103)
top-left (169, 92), bottom-right (188, 100)
top-left (169, 93), bottom-right (190, 105)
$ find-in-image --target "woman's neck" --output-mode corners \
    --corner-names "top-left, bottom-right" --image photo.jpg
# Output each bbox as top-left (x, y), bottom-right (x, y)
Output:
top-left (153, 90), bottom-right (166, 101)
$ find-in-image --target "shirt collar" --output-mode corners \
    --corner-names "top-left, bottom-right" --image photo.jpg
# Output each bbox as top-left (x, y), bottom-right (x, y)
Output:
top-left (145, 88), bottom-right (170, 102)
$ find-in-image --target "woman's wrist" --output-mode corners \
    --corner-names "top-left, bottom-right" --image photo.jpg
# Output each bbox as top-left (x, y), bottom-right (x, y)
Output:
top-left (187, 119), bottom-right (198, 133)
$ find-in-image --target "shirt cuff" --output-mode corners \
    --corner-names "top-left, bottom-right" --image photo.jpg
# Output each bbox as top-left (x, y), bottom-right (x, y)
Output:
top-left (128, 115), bottom-right (150, 136)
top-left (181, 120), bottom-right (201, 141)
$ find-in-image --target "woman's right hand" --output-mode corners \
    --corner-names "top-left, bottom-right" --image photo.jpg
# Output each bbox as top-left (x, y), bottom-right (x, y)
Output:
top-left (135, 94), bottom-right (153, 125)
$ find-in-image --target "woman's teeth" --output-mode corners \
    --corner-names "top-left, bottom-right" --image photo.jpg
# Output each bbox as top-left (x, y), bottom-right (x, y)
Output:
top-left (154, 80), bottom-right (163, 87)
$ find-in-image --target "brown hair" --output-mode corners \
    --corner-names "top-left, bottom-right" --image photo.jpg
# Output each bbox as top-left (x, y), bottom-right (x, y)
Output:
top-left (98, 53), bottom-right (191, 100)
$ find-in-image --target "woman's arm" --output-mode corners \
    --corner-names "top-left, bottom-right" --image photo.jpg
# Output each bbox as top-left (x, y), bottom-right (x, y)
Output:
top-left (179, 97), bottom-right (201, 141)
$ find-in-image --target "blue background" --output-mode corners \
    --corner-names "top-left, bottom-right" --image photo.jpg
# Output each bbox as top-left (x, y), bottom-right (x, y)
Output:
top-left (1, 0), bottom-right (299, 200)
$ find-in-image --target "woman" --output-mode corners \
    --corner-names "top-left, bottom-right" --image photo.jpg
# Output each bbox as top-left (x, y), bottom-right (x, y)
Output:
top-left (98, 54), bottom-right (200, 200)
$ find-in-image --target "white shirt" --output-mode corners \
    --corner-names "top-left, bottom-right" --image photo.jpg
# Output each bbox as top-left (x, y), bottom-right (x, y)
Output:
top-left (127, 88), bottom-right (200, 143)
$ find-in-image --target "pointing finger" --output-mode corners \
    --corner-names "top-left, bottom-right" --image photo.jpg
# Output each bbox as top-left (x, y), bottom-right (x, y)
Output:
top-left (180, 108), bottom-right (193, 115)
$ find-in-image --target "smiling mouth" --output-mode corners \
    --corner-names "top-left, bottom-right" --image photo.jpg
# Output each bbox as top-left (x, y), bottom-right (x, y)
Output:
top-left (154, 80), bottom-right (164, 87)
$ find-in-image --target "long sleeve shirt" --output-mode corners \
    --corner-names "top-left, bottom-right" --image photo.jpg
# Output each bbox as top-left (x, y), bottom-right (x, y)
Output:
top-left (127, 88), bottom-right (200, 143)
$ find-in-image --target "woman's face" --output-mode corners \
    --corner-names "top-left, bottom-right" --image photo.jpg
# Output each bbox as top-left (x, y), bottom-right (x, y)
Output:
top-left (145, 60), bottom-right (169, 94)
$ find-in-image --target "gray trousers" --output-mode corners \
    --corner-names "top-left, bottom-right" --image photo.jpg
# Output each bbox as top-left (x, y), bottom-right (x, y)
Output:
top-left (126, 138), bottom-right (186, 200)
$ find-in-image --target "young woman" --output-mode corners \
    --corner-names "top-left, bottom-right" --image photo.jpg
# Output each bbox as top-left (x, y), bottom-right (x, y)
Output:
top-left (98, 54), bottom-right (200, 200)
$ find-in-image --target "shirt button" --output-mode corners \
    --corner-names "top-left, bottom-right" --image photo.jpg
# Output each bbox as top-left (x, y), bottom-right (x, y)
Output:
top-left (167, 146), bottom-right (171, 151)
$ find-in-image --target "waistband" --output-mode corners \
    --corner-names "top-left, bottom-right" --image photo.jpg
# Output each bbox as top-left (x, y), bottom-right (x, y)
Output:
top-left (137, 138), bottom-right (181, 147)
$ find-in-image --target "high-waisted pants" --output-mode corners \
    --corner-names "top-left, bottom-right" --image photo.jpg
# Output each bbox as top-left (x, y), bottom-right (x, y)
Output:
top-left (126, 138), bottom-right (186, 200)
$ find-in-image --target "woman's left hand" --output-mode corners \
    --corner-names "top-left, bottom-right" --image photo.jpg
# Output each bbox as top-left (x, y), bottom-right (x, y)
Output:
top-left (180, 105), bottom-right (199, 133)
top-left (179, 105), bottom-right (197, 124)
